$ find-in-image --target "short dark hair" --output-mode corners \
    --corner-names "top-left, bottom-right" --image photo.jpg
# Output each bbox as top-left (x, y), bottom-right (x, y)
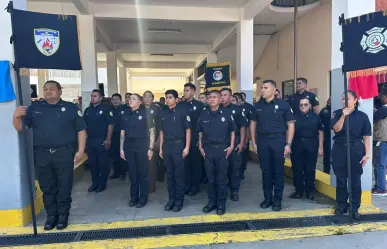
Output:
top-left (44, 80), bottom-right (62, 90)
top-left (92, 89), bottom-right (102, 96)
top-left (233, 93), bottom-right (243, 101)
top-left (297, 77), bottom-right (308, 84)
top-left (209, 90), bottom-right (221, 96)
top-left (240, 92), bottom-right (246, 98)
top-left (125, 93), bottom-right (132, 97)
top-left (143, 90), bottom-right (154, 99)
top-left (184, 83), bottom-right (196, 91)
top-left (344, 90), bottom-right (360, 109)
top-left (204, 91), bottom-right (210, 96)
top-left (299, 97), bottom-right (311, 104)
top-left (165, 89), bottom-right (178, 99)
top-left (160, 97), bottom-right (165, 101)
top-left (220, 88), bottom-right (232, 95)
top-left (111, 93), bottom-right (122, 100)
top-left (263, 80), bottom-right (277, 88)
top-left (199, 93), bottom-right (206, 96)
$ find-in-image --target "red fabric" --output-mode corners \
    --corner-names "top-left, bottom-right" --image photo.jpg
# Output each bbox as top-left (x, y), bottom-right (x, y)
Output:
top-left (348, 74), bottom-right (378, 99)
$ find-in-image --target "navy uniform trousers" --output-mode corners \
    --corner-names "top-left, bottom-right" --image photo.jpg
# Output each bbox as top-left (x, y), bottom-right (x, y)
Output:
top-left (332, 141), bottom-right (364, 211)
top-left (124, 138), bottom-right (149, 201)
top-left (290, 138), bottom-right (319, 194)
top-left (35, 147), bottom-right (74, 216)
top-left (87, 138), bottom-right (109, 188)
top-left (323, 135), bottom-right (331, 174)
top-left (228, 135), bottom-right (242, 193)
top-left (257, 134), bottom-right (285, 201)
top-left (163, 140), bottom-right (186, 204)
top-left (185, 135), bottom-right (202, 191)
top-left (111, 132), bottom-right (126, 176)
top-left (204, 144), bottom-right (229, 205)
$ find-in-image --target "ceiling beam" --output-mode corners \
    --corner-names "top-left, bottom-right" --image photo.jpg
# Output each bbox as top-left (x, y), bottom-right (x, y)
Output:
top-left (125, 61), bottom-right (196, 69)
top-left (92, 4), bottom-right (240, 22)
top-left (243, 0), bottom-right (274, 20)
top-left (113, 43), bottom-right (209, 54)
top-left (210, 24), bottom-right (236, 53)
top-left (71, 0), bottom-right (89, 14)
top-left (117, 55), bottom-right (125, 67)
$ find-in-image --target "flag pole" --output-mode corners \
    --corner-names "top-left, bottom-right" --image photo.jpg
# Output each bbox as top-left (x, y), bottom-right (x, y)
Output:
top-left (7, 0), bottom-right (38, 235)
top-left (339, 13), bottom-right (353, 223)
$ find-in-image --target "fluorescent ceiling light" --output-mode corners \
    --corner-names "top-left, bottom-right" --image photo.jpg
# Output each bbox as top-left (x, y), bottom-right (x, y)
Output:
top-left (148, 28), bottom-right (182, 33)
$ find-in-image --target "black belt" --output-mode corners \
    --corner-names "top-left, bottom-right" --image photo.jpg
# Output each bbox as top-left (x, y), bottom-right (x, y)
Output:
top-left (164, 139), bottom-right (184, 145)
top-left (204, 143), bottom-right (227, 148)
top-left (35, 145), bottom-right (72, 154)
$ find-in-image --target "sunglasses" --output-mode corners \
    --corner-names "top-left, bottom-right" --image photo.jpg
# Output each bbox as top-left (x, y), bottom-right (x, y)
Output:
top-left (299, 103), bottom-right (309, 107)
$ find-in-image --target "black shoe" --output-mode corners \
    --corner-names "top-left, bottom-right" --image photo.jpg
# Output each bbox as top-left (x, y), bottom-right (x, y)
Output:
top-left (188, 187), bottom-right (198, 196)
top-left (88, 184), bottom-right (98, 192)
top-left (56, 215), bottom-right (69, 230)
top-left (334, 207), bottom-right (348, 215)
top-left (164, 200), bottom-right (174, 211)
top-left (272, 201), bottom-right (282, 212)
top-left (231, 192), bottom-right (239, 201)
top-left (260, 199), bottom-right (273, 209)
top-left (95, 185), bottom-right (106, 193)
top-left (119, 175), bottom-right (126, 181)
top-left (184, 187), bottom-right (191, 195)
top-left (172, 204), bottom-right (183, 212)
top-left (136, 199), bottom-right (147, 208)
top-left (109, 174), bottom-right (120, 180)
top-left (44, 216), bottom-right (57, 231)
top-left (129, 199), bottom-right (138, 207)
top-left (306, 193), bottom-right (315, 201)
top-left (217, 204), bottom-right (226, 215)
top-left (203, 204), bottom-right (217, 213)
top-left (289, 192), bottom-right (303, 199)
top-left (352, 211), bottom-right (361, 220)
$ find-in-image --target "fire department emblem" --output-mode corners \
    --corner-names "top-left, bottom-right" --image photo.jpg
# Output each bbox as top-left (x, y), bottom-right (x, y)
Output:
top-left (360, 27), bottom-right (387, 54)
top-left (34, 29), bottom-right (60, 56)
top-left (213, 71), bottom-right (223, 81)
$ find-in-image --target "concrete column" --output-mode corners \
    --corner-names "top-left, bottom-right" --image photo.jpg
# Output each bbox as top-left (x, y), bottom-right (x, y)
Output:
top-left (106, 52), bottom-right (118, 96)
top-left (79, 15), bottom-right (98, 112)
top-left (127, 71), bottom-right (133, 93)
top-left (37, 70), bottom-right (46, 98)
top-left (237, 19), bottom-right (254, 104)
top-left (0, 0), bottom-right (37, 227)
top-left (118, 67), bottom-right (127, 95)
top-left (330, 0), bottom-right (375, 202)
top-left (193, 67), bottom-right (200, 97)
top-left (207, 52), bottom-right (217, 63)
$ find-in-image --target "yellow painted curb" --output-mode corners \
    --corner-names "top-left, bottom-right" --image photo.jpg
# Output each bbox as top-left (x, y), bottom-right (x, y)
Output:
top-left (0, 155), bottom-right (87, 228)
top-left (0, 205), bottom-right (382, 236)
top-left (5, 221), bottom-right (387, 249)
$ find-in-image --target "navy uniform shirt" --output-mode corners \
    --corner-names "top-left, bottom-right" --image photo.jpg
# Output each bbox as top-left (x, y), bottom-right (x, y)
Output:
top-left (180, 99), bottom-right (205, 135)
top-left (294, 111), bottom-right (323, 139)
top-left (319, 106), bottom-right (331, 137)
top-left (221, 103), bottom-right (248, 135)
top-left (242, 102), bottom-right (254, 122)
top-left (145, 104), bottom-right (162, 140)
top-left (331, 109), bottom-right (372, 143)
top-left (84, 103), bottom-right (114, 139)
top-left (25, 99), bottom-right (87, 148)
top-left (121, 107), bottom-right (154, 139)
top-left (199, 107), bottom-right (236, 144)
top-left (374, 105), bottom-right (387, 124)
top-left (111, 105), bottom-right (124, 133)
top-left (251, 98), bottom-right (294, 134)
top-left (289, 90), bottom-right (319, 114)
top-left (160, 104), bottom-right (191, 141)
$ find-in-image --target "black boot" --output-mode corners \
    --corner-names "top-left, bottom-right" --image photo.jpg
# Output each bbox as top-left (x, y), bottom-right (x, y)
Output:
top-left (44, 216), bottom-right (57, 231)
top-left (289, 192), bottom-right (303, 199)
top-left (260, 199), bottom-right (273, 209)
top-left (334, 207), bottom-right (348, 215)
top-left (136, 198), bottom-right (148, 208)
top-left (231, 192), bottom-right (239, 201)
top-left (188, 186), bottom-right (198, 196)
top-left (217, 203), bottom-right (226, 215)
top-left (272, 200), bottom-right (282, 212)
top-left (203, 203), bottom-right (217, 213)
top-left (172, 201), bottom-right (183, 212)
top-left (164, 200), bottom-right (174, 211)
top-left (129, 199), bottom-right (138, 207)
top-left (56, 215), bottom-right (69, 230)
top-left (88, 184), bottom-right (98, 192)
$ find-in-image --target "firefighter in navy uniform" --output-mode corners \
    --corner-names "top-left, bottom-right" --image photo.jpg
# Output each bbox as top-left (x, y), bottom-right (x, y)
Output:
top-left (250, 80), bottom-right (295, 212)
top-left (160, 90), bottom-right (191, 212)
top-left (182, 83), bottom-right (205, 196)
top-left (288, 78), bottom-right (320, 114)
top-left (84, 89), bottom-right (114, 193)
top-left (331, 90), bottom-right (371, 220)
top-left (220, 88), bottom-right (248, 201)
top-left (13, 80), bottom-right (87, 230)
top-left (319, 98), bottom-right (331, 174)
top-left (290, 97), bottom-right (324, 200)
top-left (121, 94), bottom-right (156, 208)
top-left (143, 90), bottom-right (162, 192)
top-left (109, 93), bottom-right (126, 180)
top-left (240, 92), bottom-right (255, 179)
top-left (199, 90), bottom-right (236, 215)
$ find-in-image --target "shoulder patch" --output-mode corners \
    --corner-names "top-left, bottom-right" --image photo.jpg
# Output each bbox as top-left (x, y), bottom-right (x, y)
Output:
top-left (315, 96), bottom-right (319, 101)
top-left (290, 108), bottom-right (293, 113)
top-left (110, 111), bottom-right (113, 116)
top-left (231, 115), bottom-right (234, 121)
top-left (78, 110), bottom-right (83, 117)
top-left (187, 116), bottom-right (191, 122)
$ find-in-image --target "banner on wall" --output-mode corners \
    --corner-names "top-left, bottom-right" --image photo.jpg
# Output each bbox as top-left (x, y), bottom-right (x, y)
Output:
top-left (205, 62), bottom-right (231, 89)
top-left (342, 10), bottom-right (387, 72)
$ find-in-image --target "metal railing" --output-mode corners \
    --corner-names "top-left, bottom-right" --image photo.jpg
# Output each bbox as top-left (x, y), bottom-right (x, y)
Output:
top-left (271, 0), bottom-right (319, 7)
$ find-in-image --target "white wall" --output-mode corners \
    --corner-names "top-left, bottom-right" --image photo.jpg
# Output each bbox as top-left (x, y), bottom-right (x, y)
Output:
top-left (131, 77), bottom-right (186, 100)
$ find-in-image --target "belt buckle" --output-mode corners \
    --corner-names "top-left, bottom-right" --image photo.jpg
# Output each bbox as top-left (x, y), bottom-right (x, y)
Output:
top-left (49, 148), bottom-right (55, 153)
